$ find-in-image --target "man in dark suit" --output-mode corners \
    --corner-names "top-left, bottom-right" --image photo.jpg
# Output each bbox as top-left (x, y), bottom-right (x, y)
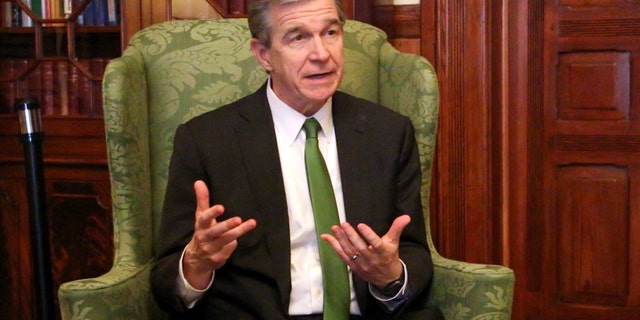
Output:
top-left (150, 0), bottom-right (441, 319)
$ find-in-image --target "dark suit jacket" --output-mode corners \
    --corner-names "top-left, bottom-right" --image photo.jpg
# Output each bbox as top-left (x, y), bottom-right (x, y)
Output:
top-left (150, 84), bottom-right (435, 319)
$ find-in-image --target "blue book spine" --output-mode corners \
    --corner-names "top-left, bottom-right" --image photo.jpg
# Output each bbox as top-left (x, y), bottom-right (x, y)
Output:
top-left (92, 0), bottom-right (107, 26)
top-left (83, 0), bottom-right (94, 26)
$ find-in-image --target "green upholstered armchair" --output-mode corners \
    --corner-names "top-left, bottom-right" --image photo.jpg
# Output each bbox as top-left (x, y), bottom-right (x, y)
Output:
top-left (58, 18), bottom-right (515, 320)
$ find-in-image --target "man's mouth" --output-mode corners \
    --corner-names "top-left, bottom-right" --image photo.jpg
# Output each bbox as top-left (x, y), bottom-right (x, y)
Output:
top-left (307, 72), bottom-right (331, 79)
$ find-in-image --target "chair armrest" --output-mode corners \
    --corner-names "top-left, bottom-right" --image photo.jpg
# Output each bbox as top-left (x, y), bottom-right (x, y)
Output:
top-left (58, 260), bottom-right (168, 320)
top-left (427, 255), bottom-right (515, 319)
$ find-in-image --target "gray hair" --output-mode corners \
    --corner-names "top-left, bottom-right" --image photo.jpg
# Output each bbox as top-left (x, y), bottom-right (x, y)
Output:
top-left (248, 0), bottom-right (345, 48)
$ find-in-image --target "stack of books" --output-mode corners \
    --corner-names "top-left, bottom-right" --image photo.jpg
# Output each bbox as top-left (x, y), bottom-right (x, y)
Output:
top-left (0, 58), bottom-right (111, 115)
top-left (0, 0), bottom-right (120, 27)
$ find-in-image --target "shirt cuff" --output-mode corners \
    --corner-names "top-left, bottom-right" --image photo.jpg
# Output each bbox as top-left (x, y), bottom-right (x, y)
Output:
top-left (368, 260), bottom-right (412, 311)
top-left (176, 245), bottom-right (215, 308)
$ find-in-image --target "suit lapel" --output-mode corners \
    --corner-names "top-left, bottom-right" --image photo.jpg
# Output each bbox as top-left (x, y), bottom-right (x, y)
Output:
top-left (234, 87), bottom-right (293, 308)
top-left (332, 92), bottom-right (373, 305)
top-left (333, 92), bottom-right (373, 224)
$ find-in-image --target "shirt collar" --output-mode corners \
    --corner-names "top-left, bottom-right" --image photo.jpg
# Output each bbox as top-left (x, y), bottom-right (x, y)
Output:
top-left (266, 78), bottom-right (335, 146)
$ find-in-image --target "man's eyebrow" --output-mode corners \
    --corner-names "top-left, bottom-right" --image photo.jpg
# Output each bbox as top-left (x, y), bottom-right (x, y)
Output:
top-left (282, 17), bottom-right (342, 39)
top-left (282, 25), bottom-right (303, 39)
top-left (326, 17), bottom-right (341, 26)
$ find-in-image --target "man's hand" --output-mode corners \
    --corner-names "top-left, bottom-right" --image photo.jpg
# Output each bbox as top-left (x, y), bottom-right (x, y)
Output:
top-left (320, 215), bottom-right (410, 289)
top-left (182, 180), bottom-right (257, 290)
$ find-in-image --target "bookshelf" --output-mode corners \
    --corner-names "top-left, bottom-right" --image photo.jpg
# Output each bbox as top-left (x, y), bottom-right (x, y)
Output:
top-left (0, 0), bottom-right (121, 115)
top-left (0, 1), bottom-right (120, 319)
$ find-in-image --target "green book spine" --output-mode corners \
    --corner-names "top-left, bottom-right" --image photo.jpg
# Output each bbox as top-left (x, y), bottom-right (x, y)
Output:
top-left (31, 0), bottom-right (42, 19)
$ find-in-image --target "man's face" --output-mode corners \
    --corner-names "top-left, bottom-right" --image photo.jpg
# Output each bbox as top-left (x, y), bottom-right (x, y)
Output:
top-left (251, 0), bottom-right (344, 115)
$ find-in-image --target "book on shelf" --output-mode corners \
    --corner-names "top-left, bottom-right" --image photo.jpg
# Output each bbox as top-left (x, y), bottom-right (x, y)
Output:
top-left (89, 58), bottom-right (107, 115)
top-left (31, 0), bottom-right (42, 19)
top-left (1, 1), bottom-right (12, 27)
top-left (82, 0), bottom-right (94, 26)
top-left (20, 0), bottom-right (33, 27)
top-left (27, 62), bottom-right (42, 110)
top-left (67, 61), bottom-right (80, 114)
top-left (54, 60), bottom-right (68, 114)
top-left (77, 0), bottom-right (120, 27)
top-left (77, 59), bottom-right (91, 114)
top-left (106, 0), bottom-right (117, 25)
top-left (63, 0), bottom-right (72, 17)
top-left (0, 0), bottom-right (100, 26)
top-left (12, 2), bottom-right (21, 26)
top-left (41, 60), bottom-right (55, 114)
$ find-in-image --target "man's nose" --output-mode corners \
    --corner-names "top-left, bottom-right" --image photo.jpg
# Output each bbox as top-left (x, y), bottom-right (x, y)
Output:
top-left (308, 36), bottom-right (331, 60)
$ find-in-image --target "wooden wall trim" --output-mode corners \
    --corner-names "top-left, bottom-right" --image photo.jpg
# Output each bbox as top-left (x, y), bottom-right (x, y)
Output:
top-left (526, 0), bottom-right (545, 293)
top-left (373, 4), bottom-right (421, 55)
top-left (429, 0), bottom-right (501, 264)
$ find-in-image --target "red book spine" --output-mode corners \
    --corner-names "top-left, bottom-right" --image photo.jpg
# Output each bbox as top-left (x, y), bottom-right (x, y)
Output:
top-left (67, 61), bottom-right (80, 115)
top-left (27, 62), bottom-right (43, 109)
top-left (41, 60), bottom-right (55, 115)
top-left (89, 58), bottom-right (106, 115)
top-left (78, 59), bottom-right (92, 115)
top-left (13, 59), bottom-right (30, 100)
top-left (0, 2), bottom-right (11, 28)
top-left (56, 60), bottom-right (69, 115)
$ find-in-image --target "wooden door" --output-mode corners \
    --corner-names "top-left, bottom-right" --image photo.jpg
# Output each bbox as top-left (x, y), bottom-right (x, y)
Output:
top-left (508, 0), bottom-right (640, 318)
top-left (541, 0), bottom-right (640, 318)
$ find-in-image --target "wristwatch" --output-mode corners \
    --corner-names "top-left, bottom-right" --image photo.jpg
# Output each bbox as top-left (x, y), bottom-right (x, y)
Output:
top-left (380, 270), bottom-right (405, 296)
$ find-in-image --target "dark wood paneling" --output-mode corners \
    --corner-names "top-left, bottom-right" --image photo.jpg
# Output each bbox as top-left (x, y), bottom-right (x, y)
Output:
top-left (0, 178), bottom-right (29, 317)
top-left (0, 116), bottom-right (113, 320)
top-left (419, 0), bottom-right (639, 318)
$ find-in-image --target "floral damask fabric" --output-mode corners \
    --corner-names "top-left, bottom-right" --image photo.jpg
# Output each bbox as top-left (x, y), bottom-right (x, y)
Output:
top-left (58, 18), bottom-right (514, 320)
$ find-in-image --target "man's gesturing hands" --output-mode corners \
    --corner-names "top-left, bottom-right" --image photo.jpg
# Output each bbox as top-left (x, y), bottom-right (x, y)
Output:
top-left (181, 180), bottom-right (409, 291)
top-left (183, 180), bottom-right (257, 290)
top-left (321, 215), bottom-right (411, 289)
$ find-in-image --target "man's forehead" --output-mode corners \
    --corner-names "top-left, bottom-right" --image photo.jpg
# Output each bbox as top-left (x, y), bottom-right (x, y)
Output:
top-left (271, 1), bottom-right (339, 28)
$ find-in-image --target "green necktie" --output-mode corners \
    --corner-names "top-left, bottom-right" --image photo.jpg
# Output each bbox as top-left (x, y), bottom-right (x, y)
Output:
top-left (303, 118), bottom-right (350, 320)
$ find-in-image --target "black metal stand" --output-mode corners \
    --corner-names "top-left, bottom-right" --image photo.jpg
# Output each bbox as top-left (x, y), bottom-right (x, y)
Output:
top-left (17, 98), bottom-right (55, 320)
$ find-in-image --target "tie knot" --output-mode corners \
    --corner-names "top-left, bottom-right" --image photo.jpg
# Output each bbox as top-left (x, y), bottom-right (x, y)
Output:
top-left (303, 118), bottom-right (321, 139)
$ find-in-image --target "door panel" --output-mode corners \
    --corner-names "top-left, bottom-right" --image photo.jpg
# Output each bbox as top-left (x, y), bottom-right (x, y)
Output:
top-left (542, 0), bottom-right (640, 318)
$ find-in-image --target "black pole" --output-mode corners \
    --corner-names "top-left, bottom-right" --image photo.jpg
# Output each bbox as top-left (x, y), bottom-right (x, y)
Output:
top-left (17, 98), bottom-right (55, 320)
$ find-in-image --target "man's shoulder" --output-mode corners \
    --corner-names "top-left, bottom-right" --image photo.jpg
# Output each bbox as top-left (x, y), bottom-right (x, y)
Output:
top-left (183, 88), bottom-right (266, 128)
top-left (334, 90), bottom-right (408, 122)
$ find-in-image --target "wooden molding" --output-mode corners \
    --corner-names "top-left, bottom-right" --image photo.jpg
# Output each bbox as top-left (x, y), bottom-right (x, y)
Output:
top-left (429, 0), bottom-right (500, 264)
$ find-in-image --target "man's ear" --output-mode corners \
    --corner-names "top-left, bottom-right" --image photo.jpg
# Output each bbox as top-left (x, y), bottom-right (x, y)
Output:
top-left (250, 38), bottom-right (272, 72)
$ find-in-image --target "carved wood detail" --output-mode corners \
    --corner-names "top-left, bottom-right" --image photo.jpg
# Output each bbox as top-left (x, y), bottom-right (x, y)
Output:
top-left (557, 51), bottom-right (630, 121)
top-left (555, 135), bottom-right (640, 151)
top-left (527, 0), bottom-right (545, 295)
top-left (559, 19), bottom-right (640, 37)
top-left (556, 165), bottom-right (630, 306)
top-left (433, 0), bottom-right (466, 262)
